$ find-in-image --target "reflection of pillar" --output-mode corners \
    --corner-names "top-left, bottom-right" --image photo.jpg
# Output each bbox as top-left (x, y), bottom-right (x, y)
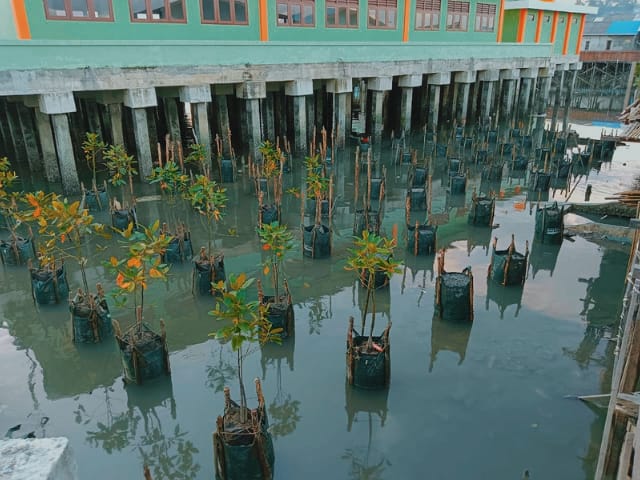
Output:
top-left (562, 68), bottom-right (577, 133)
top-left (454, 71), bottom-right (476, 126)
top-left (550, 69), bottom-right (565, 134)
top-left (39, 92), bottom-right (80, 194)
top-left (180, 85), bottom-right (212, 162)
top-left (427, 72), bottom-right (450, 134)
top-left (285, 79), bottom-right (313, 155)
top-left (236, 81), bottom-right (266, 161)
top-left (398, 74), bottom-right (421, 134)
top-left (499, 70), bottom-right (519, 127)
top-left (368, 76), bottom-right (392, 145)
top-left (478, 70), bottom-right (499, 124)
top-left (533, 67), bottom-right (553, 148)
top-left (327, 78), bottom-right (352, 147)
top-left (34, 108), bottom-right (60, 183)
top-left (518, 68), bottom-right (537, 125)
top-left (124, 88), bottom-right (157, 179)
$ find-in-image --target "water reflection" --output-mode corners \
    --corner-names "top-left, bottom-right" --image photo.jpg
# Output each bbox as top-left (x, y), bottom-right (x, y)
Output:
top-left (344, 387), bottom-right (390, 480)
top-left (429, 312), bottom-right (473, 372)
top-left (528, 242), bottom-right (561, 279)
top-left (485, 279), bottom-right (524, 319)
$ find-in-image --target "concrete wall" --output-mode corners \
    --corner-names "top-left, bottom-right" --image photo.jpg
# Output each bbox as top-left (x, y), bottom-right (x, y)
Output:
top-left (583, 35), bottom-right (638, 52)
top-left (0, 4), bottom-right (18, 40)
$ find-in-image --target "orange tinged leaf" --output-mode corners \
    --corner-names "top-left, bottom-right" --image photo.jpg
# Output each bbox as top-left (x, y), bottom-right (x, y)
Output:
top-left (116, 272), bottom-right (126, 288)
top-left (27, 195), bottom-right (38, 207)
top-left (262, 244), bottom-right (270, 251)
top-left (263, 266), bottom-right (270, 275)
top-left (127, 257), bottom-right (142, 268)
top-left (110, 256), bottom-right (118, 266)
top-left (60, 233), bottom-right (66, 243)
top-left (33, 206), bottom-right (41, 218)
top-left (149, 267), bottom-right (163, 278)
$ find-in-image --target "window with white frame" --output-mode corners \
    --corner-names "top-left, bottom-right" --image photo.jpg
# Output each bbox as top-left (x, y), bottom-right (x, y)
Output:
top-left (415, 0), bottom-right (440, 31)
top-left (44, 0), bottom-right (113, 21)
top-left (446, 0), bottom-right (469, 31)
top-left (368, 0), bottom-right (397, 29)
top-left (326, 0), bottom-right (358, 28)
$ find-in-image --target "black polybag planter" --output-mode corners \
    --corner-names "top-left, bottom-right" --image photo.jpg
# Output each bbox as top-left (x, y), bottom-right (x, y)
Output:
top-left (0, 236), bottom-right (35, 266)
top-left (70, 291), bottom-right (112, 343)
top-left (194, 254), bottom-right (226, 295)
top-left (302, 224), bottom-right (331, 258)
top-left (534, 202), bottom-right (564, 244)
top-left (406, 223), bottom-right (437, 255)
top-left (30, 264), bottom-right (70, 305)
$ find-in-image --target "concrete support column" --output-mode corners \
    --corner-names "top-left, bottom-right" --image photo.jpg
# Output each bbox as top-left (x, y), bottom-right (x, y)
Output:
top-left (15, 102), bottom-right (42, 175)
top-left (367, 77), bottom-right (392, 145)
top-left (236, 81), bottom-right (266, 161)
top-left (34, 109), bottom-right (60, 183)
top-left (518, 69), bottom-right (537, 125)
top-left (532, 68), bottom-right (554, 148)
top-left (39, 92), bottom-right (79, 194)
top-left (398, 75), bottom-right (422, 134)
top-left (284, 80), bottom-right (313, 155)
top-left (478, 70), bottom-right (499, 126)
top-left (498, 70), bottom-right (520, 128)
top-left (550, 69), bottom-right (565, 134)
top-left (214, 85), bottom-right (233, 156)
top-left (108, 103), bottom-right (125, 146)
top-left (327, 79), bottom-right (352, 147)
top-left (427, 72), bottom-right (451, 135)
top-left (454, 71), bottom-right (476, 127)
top-left (563, 68), bottom-right (578, 133)
top-left (180, 85), bottom-right (212, 164)
top-left (124, 88), bottom-right (157, 180)
top-left (264, 91), bottom-right (276, 141)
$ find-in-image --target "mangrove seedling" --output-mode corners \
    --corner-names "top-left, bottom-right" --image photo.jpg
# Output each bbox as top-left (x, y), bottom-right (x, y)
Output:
top-left (210, 273), bottom-right (281, 422)
top-left (106, 220), bottom-right (170, 315)
top-left (345, 231), bottom-right (401, 349)
top-left (82, 132), bottom-right (107, 209)
top-left (186, 143), bottom-right (210, 179)
top-left (148, 160), bottom-right (190, 204)
top-left (188, 174), bottom-right (227, 259)
top-left (257, 222), bottom-right (293, 301)
top-left (105, 144), bottom-right (137, 203)
top-left (0, 157), bottom-right (34, 265)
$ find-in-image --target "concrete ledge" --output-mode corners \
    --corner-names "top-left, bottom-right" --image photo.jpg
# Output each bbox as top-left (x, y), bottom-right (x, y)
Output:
top-left (428, 72), bottom-right (451, 85)
top-left (0, 438), bottom-right (78, 480)
top-left (478, 70), bottom-right (500, 82)
top-left (398, 74), bottom-right (423, 88)
top-left (368, 76), bottom-right (393, 91)
top-left (39, 93), bottom-right (76, 114)
top-left (520, 67), bottom-right (538, 78)
top-left (285, 79), bottom-right (313, 96)
top-left (454, 71), bottom-right (476, 83)
top-left (500, 69), bottom-right (520, 80)
top-left (236, 81), bottom-right (266, 99)
top-left (326, 78), bottom-right (352, 94)
top-left (179, 85), bottom-right (212, 103)
top-left (124, 88), bottom-right (157, 108)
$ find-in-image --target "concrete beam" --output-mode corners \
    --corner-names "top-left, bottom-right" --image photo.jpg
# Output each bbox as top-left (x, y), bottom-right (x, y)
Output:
top-left (454, 71), bottom-right (476, 84)
top-left (179, 85), bottom-right (212, 103)
top-left (368, 76), bottom-right (393, 91)
top-left (21, 96), bottom-right (39, 108)
top-left (538, 67), bottom-right (555, 78)
top-left (95, 90), bottom-right (124, 105)
top-left (123, 88), bottom-right (157, 108)
top-left (569, 62), bottom-right (583, 71)
top-left (326, 78), bottom-right (352, 94)
top-left (520, 68), bottom-right (538, 79)
top-left (398, 74), bottom-right (422, 88)
top-left (155, 87), bottom-right (181, 98)
top-left (0, 438), bottom-right (78, 480)
top-left (428, 72), bottom-right (451, 85)
top-left (478, 70), bottom-right (500, 82)
top-left (554, 63), bottom-right (570, 71)
top-left (39, 93), bottom-right (76, 115)
top-left (500, 69), bottom-right (520, 80)
top-left (236, 81), bottom-right (266, 100)
top-left (285, 79), bottom-right (313, 97)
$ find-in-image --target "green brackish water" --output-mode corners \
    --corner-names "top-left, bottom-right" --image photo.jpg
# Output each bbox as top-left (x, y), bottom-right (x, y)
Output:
top-left (0, 126), bottom-right (636, 479)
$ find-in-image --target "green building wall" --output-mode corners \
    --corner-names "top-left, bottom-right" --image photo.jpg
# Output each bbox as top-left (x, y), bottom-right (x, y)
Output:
top-left (568, 14), bottom-right (581, 54)
top-left (553, 12), bottom-right (567, 54)
top-left (18, 0), bottom-right (500, 44)
top-left (523, 10), bottom-right (537, 44)
top-left (0, 6), bottom-right (18, 40)
top-left (539, 10), bottom-right (552, 44)
top-left (501, 10), bottom-right (519, 42)
top-left (22, 0), bottom-right (260, 41)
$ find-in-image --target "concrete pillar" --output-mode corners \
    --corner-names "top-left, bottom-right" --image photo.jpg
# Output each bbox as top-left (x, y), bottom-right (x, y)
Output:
top-left (367, 77), bottom-right (392, 145)
top-left (499, 71), bottom-right (519, 127)
top-left (532, 68), bottom-right (554, 148)
top-left (306, 95), bottom-right (315, 149)
top-left (327, 78), bottom-right (352, 147)
top-left (214, 85), bottom-right (233, 156)
top-left (108, 104), bottom-right (124, 146)
top-left (264, 92), bottom-right (275, 141)
top-left (398, 75), bottom-right (422, 134)
top-left (550, 69), bottom-right (566, 134)
top-left (454, 71), bottom-right (476, 127)
top-left (236, 80), bottom-right (266, 160)
top-left (518, 69), bottom-right (537, 125)
top-left (427, 72), bottom-right (451, 135)
top-left (180, 85), bottom-right (212, 163)
top-left (4, 102), bottom-right (27, 163)
top-left (34, 109), bottom-right (60, 183)
top-left (478, 70), bottom-right (499, 126)
top-left (84, 100), bottom-right (102, 137)
top-left (15, 103), bottom-right (43, 175)
top-left (563, 68), bottom-right (578, 133)
top-left (39, 92), bottom-right (79, 194)
top-left (124, 88), bottom-right (157, 179)
top-left (285, 80), bottom-right (313, 155)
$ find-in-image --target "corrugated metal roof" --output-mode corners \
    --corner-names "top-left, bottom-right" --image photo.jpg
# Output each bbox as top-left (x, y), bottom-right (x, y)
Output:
top-left (606, 20), bottom-right (640, 36)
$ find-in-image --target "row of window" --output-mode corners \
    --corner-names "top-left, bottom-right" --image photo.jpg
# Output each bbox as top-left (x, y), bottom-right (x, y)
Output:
top-left (43, 0), bottom-right (497, 32)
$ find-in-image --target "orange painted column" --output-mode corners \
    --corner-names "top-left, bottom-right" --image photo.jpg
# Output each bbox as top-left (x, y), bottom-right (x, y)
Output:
top-left (562, 13), bottom-right (573, 54)
top-left (10, 0), bottom-right (31, 40)
top-left (402, 0), bottom-right (411, 42)
top-left (535, 10), bottom-right (543, 42)
top-left (550, 11), bottom-right (559, 43)
top-left (575, 14), bottom-right (585, 54)
top-left (259, 0), bottom-right (268, 42)
top-left (516, 9), bottom-right (528, 42)
top-left (496, 0), bottom-right (505, 42)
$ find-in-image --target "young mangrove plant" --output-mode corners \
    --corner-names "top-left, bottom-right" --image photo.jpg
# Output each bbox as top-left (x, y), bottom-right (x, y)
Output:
top-left (256, 141), bottom-right (284, 226)
top-left (0, 157), bottom-right (34, 265)
top-left (81, 132), bottom-right (108, 210)
top-left (344, 231), bottom-right (400, 389)
top-left (186, 143), bottom-right (211, 179)
top-left (210, 273), bottom-right (281, 479)
top-left (257, 221), bottom-right (295, 338)
top-left (187, 174), bottom-right (228, 295)
top-left (105, 144), bottom-right (138, 229)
